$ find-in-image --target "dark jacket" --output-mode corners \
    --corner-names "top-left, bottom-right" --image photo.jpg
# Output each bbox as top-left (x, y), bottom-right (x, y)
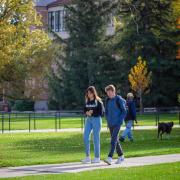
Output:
top-left (125, 100), bottom-right (136, 121)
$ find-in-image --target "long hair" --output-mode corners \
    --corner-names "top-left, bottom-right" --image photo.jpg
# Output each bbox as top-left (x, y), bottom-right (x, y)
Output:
top-left (85, 86), bottom-right (101, 102)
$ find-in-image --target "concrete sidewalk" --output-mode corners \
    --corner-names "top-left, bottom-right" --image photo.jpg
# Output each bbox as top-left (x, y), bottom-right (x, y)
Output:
top-left (0, 154), bottom-right (180, 178)
top-left (1, 125), bottom-right (180, 134)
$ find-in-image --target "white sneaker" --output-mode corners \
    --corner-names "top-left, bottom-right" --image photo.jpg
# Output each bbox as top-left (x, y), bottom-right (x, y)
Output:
top-left (104, 157), bottom-right (112, 165)
top-left (115, 155), bottom-right (125, 164)
top-left (91, 157), bottom-right (100, 163)
top-left (81, 157), bottom-right (91, 164)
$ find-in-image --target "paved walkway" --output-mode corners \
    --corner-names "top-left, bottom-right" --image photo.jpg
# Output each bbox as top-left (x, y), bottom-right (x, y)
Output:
top-left (0, 154), bottom-right (180, 178)
top-left (1, 125), bottom-right (180, 134)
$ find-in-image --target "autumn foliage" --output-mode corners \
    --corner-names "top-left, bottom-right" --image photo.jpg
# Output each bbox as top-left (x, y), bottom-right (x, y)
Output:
top-left (128, 56), bottom-right (152, 112)
top-left (0, 0), bottom-right (51, 99)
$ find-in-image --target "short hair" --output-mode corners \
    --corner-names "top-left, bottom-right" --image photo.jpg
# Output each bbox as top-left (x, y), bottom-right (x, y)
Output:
top-left (127, 93), bottom-right (134, 99)
top-left (105, 84), bottom-right (116, 92)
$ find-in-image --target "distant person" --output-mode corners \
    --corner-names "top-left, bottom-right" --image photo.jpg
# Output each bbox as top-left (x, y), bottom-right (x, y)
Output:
top-left (82, 86), bottom-right (104, 164)
top-left (104, 85), bottom-right (127, 165)
top-left (119, 93), bottom-right (136, 142)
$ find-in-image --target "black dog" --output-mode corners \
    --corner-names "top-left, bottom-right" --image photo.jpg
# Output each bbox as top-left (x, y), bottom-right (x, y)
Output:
top-left (157, 122), bottom-right (174, 140)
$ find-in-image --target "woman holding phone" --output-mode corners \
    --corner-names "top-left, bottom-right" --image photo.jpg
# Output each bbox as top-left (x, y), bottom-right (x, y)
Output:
top-left (82, 86), bottom-right (104, 164)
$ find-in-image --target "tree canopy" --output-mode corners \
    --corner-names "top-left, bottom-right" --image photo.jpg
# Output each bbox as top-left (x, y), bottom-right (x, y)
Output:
top-left (0, 0), bottom-right (51, 100)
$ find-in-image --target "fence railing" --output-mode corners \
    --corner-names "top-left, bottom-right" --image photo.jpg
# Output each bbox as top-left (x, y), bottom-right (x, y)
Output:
top-left (0, 107), bottom-right (180, 133)
top-left (0, 111), bottom-right (85, 133)
top-left (137, 107), bottom-right (180, 126)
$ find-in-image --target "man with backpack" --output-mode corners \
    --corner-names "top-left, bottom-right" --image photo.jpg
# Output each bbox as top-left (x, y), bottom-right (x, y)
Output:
top-left (119, 93), bottom-right (136, 142)
top-left (104, 85), bottom-right (127, 165)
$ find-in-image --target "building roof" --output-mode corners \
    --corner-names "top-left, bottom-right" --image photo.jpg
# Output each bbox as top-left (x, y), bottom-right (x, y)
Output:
top-left (33, 0), bottom-right (56, 7)
top-left (47, 0), bottom-right (71, 8)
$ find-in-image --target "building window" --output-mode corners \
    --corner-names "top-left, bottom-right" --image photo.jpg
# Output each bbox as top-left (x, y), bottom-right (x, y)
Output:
top-left (48, 12), bottom-right (55, 30)
top-left (62, 10), bottom-right (67, 31)
top-left (48, 10), bottom-right (67, 32)
top-left (55, 11), bottom-right (60, 32)
top-left (59, 10), bottom-right (63, 31)
top-left (59, 10), bottom-right (67, 32)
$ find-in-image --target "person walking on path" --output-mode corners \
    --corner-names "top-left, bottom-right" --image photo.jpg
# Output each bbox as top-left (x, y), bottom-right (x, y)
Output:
top-left (82, 86), bottom-right (104, 164)
top-left (119, 93), bottom-right (137, 142)
top-left (104, 85), bottom-right (127, 165)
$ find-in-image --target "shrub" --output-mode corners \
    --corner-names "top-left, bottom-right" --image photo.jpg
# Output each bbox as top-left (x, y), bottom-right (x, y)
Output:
top-left (13, 100), bottom-right (34, 111)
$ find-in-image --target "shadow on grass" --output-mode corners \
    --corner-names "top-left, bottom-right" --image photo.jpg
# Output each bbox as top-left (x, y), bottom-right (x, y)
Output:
top-left (13, 129), bottom-right (180, 155)
top-left (0, 129), bottom-right (179, 167)
top-left (14, 133), bottom-right (84, 154)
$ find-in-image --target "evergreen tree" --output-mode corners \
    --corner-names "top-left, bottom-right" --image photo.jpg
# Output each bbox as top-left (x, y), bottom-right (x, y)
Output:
top-left (114, 0), bottom-right (180, 106)
top-left (48, 0), bottom-right (118, 109)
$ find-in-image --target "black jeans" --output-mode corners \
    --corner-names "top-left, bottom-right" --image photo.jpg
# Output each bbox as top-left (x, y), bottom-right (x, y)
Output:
top-left (108, 125), bottom-right (123, 158)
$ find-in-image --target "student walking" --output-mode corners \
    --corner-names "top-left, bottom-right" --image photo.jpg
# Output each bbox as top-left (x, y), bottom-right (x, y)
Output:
top-left (104, 85), bottom-right (127, 165)
top-left (82, 86), bottom-right (104, 164)
top-left (119, 93), bottom-right (136, 142)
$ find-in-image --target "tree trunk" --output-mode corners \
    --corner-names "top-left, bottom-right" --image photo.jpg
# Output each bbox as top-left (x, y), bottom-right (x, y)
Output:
top-left (3, 88), bottom-right (5, 103)
top-left (139, 89), bottom-right (143, 114)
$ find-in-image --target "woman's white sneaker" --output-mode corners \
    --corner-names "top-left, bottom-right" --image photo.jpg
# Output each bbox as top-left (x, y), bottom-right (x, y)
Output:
top-left (91, 157), bottom-right (100, 163)
top-left (81, 157), bottom-right (91, 164)
top-left (115, 155), bottom-right (125, 164)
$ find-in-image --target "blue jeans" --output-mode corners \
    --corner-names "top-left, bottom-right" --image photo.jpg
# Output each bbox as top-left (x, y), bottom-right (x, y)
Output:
top-left (108, 125), bottom-right (123, 158)
top-left (122, 120), bottom-right (133, 140)
top-left (84, 116), bottom-right (102, 158)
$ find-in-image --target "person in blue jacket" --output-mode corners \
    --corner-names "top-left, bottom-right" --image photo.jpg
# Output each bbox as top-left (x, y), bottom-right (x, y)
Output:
top-left (119, 93), bottom-right (136, 142)
top-left (104, 85), bottom-right (127, 165)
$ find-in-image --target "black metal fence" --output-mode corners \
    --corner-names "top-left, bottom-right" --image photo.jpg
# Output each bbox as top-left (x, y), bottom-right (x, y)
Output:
top-left (0, 111), bottom-right (85, 133)
top-left (0, 107), bottom-right (180, 133)
top-left (141, 107), bottom-right (180, 126)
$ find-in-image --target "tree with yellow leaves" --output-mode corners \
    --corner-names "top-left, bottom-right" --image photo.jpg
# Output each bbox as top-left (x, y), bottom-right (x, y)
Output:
top-left (0, 0), bottom-right (51, 100)
top-left (172, 0), bottom-right (180, 18)
top-left (128, 56), bottom-right (152, 113)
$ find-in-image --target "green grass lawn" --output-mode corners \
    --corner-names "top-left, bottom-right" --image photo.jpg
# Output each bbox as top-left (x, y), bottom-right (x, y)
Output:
top-left (137, 113), bottom-right (179, 126)
top-left (0, 128), bottom-right (179, 167)
top-left (0, 113), bottom-right (179, 131)
top-left (3, 162), bottom-right (180, 180)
